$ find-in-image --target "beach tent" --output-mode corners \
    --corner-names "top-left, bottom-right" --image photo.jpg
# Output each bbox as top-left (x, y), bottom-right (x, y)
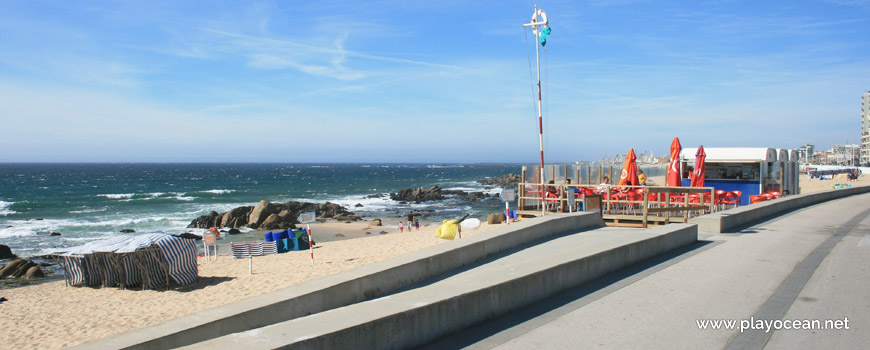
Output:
top-left (667, 137), bottom-right (683, 187)
top-left (57, 233), bottom-right (198, 290)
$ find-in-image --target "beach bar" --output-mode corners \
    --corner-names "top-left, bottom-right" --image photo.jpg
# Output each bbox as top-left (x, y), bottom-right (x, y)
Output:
top-left (680, 147), bottom-right (788, 206)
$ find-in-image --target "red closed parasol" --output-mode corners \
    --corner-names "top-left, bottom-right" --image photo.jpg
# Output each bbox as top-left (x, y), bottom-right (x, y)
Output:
top-left (618, 148), bottom-right (639, 187)
top-left (690, 145), bottom-right (706, 187)
top-left (666, 137), bottom-right (682, 187)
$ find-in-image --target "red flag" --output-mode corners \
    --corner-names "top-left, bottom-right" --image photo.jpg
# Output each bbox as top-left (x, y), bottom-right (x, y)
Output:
top-left (618, 148), bottom-right (639, 187)
top-left (667, 137), bottom-right (682, 187)
top-left (690, 145), bottom-right (707, 187)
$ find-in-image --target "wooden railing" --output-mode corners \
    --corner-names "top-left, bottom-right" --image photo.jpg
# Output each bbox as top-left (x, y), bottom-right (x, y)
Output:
top-left (517, 183), bottom-right (717, 228)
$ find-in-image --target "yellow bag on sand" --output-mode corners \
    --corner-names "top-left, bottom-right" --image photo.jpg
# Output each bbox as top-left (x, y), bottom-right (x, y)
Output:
top-left (436, 220), bottom-right (460, 240)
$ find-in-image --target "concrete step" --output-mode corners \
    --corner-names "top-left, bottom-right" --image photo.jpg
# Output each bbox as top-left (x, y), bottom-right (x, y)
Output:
top-left (181, 224), bottom-right (697, 349)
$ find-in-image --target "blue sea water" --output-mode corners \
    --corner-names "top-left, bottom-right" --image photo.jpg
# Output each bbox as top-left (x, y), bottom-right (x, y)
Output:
top-left (0, 163), bottom-right (519, 257)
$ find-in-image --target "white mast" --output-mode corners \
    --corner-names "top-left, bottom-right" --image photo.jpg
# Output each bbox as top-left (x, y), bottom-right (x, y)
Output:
top-left (524, 5), bottom-right (549, 215)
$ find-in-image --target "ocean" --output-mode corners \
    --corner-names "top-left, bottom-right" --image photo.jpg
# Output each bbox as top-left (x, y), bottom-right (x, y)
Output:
top-left (0, 163), bottom-right (520, 258)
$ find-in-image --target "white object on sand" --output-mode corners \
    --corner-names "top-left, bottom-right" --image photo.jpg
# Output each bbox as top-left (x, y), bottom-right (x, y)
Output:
top-left (460, 218), bottom-right (481, 230)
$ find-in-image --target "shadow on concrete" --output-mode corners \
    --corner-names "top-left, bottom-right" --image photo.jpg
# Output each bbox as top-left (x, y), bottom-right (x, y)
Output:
top-left (415, 239), bottom-right (720, 350)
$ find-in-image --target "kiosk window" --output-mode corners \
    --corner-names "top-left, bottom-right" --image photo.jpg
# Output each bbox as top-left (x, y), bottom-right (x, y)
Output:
top-left (706, 163), bottom-right (760, 180)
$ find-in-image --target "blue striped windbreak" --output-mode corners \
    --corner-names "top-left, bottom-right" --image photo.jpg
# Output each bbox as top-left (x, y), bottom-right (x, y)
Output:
top-left (58, 233), bottom-right (198, 289)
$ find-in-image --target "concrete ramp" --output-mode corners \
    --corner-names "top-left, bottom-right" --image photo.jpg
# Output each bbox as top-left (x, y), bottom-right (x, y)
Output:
top-left (181, 224), bottom-right (697, 349)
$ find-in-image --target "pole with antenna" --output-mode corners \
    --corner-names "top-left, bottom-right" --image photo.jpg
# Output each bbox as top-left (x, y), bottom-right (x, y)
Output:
top-left (524, 5), bottom-right (549, 216)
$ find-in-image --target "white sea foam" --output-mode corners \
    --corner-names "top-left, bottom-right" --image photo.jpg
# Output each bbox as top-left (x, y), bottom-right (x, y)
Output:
top-left (201, 189), bottom-right (236, 195)
top-left (175, 195), bottom-right (196, 201)
top-left (0, 212), bottom-right (197, 240)
top-left (0, 201), bottom-right (15, 216)
top-left (98, 193), bottom-right (135, 199)
top-left (69, 207), bottom-right (108, 214)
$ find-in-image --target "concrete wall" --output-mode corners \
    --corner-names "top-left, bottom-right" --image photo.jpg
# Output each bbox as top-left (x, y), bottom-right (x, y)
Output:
top-left (183, 224), bottom-right (698, 349)
top-left (71, 212), bottom-right (605, 350)
top-left (692, 186), bottom-right (870, 233)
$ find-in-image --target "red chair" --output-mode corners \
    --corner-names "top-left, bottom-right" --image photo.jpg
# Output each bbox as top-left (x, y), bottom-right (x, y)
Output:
top-left (625, 189), bottom-right (645, 214)
top-left (750, 194), bottom-right (768, 204)
top-left (768, 191), bottom-right (781, 199)
top-left (714, 190), bottom-right (727, 210)
top-left (722, 191), bottom-right (741, 208)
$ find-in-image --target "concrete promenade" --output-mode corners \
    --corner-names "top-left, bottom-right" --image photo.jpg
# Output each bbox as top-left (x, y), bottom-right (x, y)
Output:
top-left (430, 192), bottom-right (870, 349)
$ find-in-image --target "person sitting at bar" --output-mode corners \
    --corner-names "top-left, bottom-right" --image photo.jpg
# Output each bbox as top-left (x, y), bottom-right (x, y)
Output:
top-left (597, 176), bottom-right (610, 193)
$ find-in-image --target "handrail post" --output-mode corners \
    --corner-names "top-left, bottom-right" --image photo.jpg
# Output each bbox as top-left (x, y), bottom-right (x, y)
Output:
top-left (642, 188), bottom-right (649, 228)
top-left (683, 189), bottom-right (690, 223)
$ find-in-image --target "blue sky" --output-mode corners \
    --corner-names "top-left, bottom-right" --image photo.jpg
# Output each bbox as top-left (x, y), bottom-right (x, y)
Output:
top-left (1, 0), bottom-right (868, 163)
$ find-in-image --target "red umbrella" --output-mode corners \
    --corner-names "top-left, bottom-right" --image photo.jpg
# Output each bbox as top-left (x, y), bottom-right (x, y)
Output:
top-left (666, 137), bottom-right (682, 186)
top-left (690, 145), bottom-right (706, 187)
top-left (618, 148), bottom-right (639, 187)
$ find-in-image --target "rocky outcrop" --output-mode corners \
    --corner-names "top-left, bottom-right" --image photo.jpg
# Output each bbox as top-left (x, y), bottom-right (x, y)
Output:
top-left (188, 211), bottom-right (222, 229)
top-left (0, 245), bottom-right (15, 259)
top-left (222, 206), bottom-right (254, 228)
top-left (188, 201), bottom-right (362, 230)
top-left (390, 186), bottom-right (467, 203)
top-left (477, 173), bottom-right (522, 189)
top-left (24, 266), bottom-right (44, 279)
top-left (0, 259), bottom-right (45, 279)
top-left (390, 186), bottom-right (496, 203)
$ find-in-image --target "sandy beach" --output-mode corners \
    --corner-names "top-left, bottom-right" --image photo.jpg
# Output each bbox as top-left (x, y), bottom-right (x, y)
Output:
top-left (0, 220), bottom-right (498, 350)
top-left (2, 175), bottom-right (868, 349)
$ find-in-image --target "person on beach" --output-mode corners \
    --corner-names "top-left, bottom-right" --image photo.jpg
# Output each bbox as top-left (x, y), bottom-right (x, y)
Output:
top-left (415, 219), bottom-right (420, 230)
top-left (637, 170), bottom-right (647, 186)
top-left (406, 213), bottom-right (415, 232)
top-left (399, 221), bottom-right (404, 233)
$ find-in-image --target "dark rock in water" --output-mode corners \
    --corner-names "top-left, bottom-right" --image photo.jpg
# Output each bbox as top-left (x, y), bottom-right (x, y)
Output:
top-left (365, 193), bottom-right (387, 199)
top-left (189, 201), bottom-right (362, 229)
top-left (24, 266), bottom-right (44, 279)
top-left (228, 228), bottom-right (241, 235)
top-left (391, 186), bottom-right (446, 203)
top-left (188, 211), bottom-right (222, 229)
top-left (35, 218), bottom-right (44, 221)
top-left (477, 173), bottom-right (522, 189)
top-left (175, 233), bottom-right (202, 240)
top-left (370, 219), bottom-right (382, 226)
top-left (0, 259), bottom-right (38, 279)
top-left (119, 229), bottom-right (136, 233)
top-left (49, 232), bottom-right (62, 236)
top-left (0, 245), bottom-right (16, 259)
top-left (355, 203), bottom-right (363, 207)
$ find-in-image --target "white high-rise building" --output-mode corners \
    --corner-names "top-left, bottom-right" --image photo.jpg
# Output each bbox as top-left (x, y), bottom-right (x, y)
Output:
top-left (862, 90), bottom-right (870, 165)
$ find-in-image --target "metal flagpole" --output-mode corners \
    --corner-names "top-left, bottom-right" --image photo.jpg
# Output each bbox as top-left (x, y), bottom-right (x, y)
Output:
top-left (524, 5), bottom-right (549, 216)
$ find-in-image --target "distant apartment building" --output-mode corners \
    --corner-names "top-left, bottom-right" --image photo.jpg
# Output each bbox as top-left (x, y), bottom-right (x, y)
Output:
top-left (797, 144), bottom-right (814, 163)
top-left (862, 90), bottom-right (870, 165)
top-left (826, 144), bottom-right (860, 165)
